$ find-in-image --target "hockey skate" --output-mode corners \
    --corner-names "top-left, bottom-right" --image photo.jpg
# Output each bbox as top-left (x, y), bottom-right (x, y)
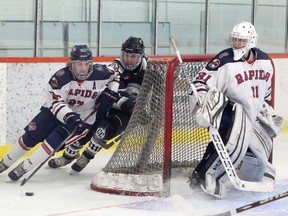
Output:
top-left (8, 161), bottom-right (27, 181)
top-left (48, 155), bottom-right (73, 168)
top-left (71, 154), bottom-right (90, 173)
top-left (188, 170), bottom-right (205, 192)
top-left (0, 160), bottom-right (9, 173)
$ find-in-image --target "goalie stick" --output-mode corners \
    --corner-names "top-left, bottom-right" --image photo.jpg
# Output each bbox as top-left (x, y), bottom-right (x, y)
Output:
top-left (169, 37), bottom-right (273, 193)
top-left (209, 190), bottom-right (288, 216)
top-left (20, 108), bottom-right (98, 186)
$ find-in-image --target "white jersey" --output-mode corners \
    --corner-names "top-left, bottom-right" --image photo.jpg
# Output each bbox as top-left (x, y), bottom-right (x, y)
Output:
top-left (193, 48), bottom-right (274, 122)
top-left (43, 64), bottom-right (117, 125)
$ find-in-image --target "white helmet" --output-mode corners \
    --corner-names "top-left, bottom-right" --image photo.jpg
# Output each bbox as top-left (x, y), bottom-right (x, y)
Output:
top-left (230, 21), bottom-right (258, 61)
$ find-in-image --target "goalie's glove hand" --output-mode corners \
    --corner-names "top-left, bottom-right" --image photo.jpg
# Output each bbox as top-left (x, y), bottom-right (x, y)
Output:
top-left (63, 112), bottom-right (85, 134)
top-left (257, 102), bottom-right (285, 137)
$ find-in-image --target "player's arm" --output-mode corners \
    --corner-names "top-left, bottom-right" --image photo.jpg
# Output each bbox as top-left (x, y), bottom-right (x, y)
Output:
top-left (45, 70), bottom-right (85, 134)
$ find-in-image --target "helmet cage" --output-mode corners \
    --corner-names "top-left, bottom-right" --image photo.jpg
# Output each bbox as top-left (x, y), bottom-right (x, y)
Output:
top-left (70, 45), bottom-right (93, 80)
top-left (120, 51), bottom-right (142, 71)
top-left (230, 21), bottom-right (258, 60)
top-left (71, 60), bottom-right (93, 80)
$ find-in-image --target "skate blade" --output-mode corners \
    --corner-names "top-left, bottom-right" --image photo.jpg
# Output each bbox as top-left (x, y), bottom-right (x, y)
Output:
top-left (69, 169), bottom-right (79, 175)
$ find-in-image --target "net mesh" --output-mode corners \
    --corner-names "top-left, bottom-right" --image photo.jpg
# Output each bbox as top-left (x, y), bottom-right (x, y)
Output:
top-left (91, 57), bottom-right (211, 196)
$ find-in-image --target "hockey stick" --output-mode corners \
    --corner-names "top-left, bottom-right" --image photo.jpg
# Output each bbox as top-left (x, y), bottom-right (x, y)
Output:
top-left (97, 131), bottom-right (124, 149)
top-left (209, 190), bottom-right (288, 216)
top-left (169, 37), bottom-right (273, 192)
top-left (20, 108), bottom-right (98, 186)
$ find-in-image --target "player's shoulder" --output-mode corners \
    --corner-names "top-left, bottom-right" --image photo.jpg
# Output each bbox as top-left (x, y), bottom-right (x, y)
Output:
top-left (205, 48), bottom-right (234, 71)
top-left (109, 59), bottom-right (122, 72)
top-left (49, 66), bottom-right (73, 89)
top-left (88, 63), bottom-right (115, 80)
top-left (254, 48), bottom-right (270, 60)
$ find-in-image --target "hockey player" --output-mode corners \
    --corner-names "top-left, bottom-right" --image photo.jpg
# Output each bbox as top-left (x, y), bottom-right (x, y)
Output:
top-left (0, 45), bottom-right (120, 181)
top-left (48, 36), bottom-right (147, 173)
top-left (188, 21), bottom-right (285, 198)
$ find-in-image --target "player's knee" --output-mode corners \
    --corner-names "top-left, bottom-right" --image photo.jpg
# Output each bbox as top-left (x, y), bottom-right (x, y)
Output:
top-left (21, 131), bottom-right (44, 148)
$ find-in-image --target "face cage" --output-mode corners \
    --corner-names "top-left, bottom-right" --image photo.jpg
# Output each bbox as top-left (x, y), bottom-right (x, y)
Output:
top-left (120, 51), bottom-right (142, 71)
top-left (71, 60), bottom-right (93, 80)
top-left (230, 35), bottom-right (250, 61)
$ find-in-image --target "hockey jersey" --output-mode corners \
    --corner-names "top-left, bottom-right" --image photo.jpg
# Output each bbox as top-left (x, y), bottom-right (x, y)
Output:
top-left (43, 64), bottom-right (117, 125)
top-left (193, 48), bottom-right (274, 122)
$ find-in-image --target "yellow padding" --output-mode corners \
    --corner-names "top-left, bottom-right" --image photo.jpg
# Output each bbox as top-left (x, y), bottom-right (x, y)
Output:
top-left (283, 120), bottom-right (288, 132)
top-left (0, 137), bottom-right (121, 160)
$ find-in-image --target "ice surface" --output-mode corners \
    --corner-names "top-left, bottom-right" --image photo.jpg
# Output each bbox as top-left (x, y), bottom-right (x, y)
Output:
top-left (0, 132), bottom-right (287, 216)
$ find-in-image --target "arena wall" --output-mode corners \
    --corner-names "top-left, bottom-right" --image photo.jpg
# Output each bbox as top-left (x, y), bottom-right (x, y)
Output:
top-left (0, 55), bottom-right (287, 144)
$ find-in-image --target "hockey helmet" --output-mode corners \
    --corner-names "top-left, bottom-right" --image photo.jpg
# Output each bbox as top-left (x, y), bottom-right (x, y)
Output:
top-left (230, 21), bottom-right (258, 61)
top-left (120, 36), bottom-right (145, 71)
top-left (70, 45), bottom-right (93, 80)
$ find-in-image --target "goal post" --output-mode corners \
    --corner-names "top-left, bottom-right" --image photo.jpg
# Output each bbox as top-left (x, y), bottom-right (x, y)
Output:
top-left (90, 55), bottom-right (215, 196)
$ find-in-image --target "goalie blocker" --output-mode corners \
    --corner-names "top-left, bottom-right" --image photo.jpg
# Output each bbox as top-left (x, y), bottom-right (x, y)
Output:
top-left (189, 88), bottom-right (277, 198)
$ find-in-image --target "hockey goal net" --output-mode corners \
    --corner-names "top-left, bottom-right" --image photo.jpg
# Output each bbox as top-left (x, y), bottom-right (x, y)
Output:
top-left (91, 56), bottom-right (213, 196)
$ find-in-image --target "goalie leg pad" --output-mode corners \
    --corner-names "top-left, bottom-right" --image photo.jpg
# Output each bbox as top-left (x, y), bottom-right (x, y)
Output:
top-left (195, 87), bottom-right (229, 129)
top-left (201, 173), bottom-right (227, 199)
top-left (239, 120), bottom-right (274, 182)
top-left (206, 103), bottom-right (253, 183)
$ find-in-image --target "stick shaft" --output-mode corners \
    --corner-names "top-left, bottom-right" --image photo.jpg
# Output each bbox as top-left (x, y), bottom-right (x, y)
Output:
top-left (20, 108), bottom-right (97, 186)
top-left (210, 190), bottom-right (288, 216)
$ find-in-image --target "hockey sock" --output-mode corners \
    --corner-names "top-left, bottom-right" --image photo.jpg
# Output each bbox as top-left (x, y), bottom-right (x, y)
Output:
top-left (64, 141), bottom-right (83, 159)
top-left (2, 137), bottom-right (31, 167)
top-left (22, 141), bottom-right (53, 171)
top-left (83, 141), bottom-right (102, 160)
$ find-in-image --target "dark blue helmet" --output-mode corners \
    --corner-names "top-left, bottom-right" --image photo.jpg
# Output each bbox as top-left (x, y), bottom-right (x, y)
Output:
top-left (70, 45), bottom-right (93, 80)
top-left (70, 45), bottom-right (92, 61)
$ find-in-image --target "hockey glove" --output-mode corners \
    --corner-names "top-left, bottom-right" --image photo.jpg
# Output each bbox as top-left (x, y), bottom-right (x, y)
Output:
top-left (257, 102), bottom-right (285, 138)
top-left (63, 112), bottom-right (85, 134)
top-left (120, 83), bottom-right (141, 100)
top-left (194, 87), bottom-right (228, 129)
top-left (95, 88), bottom-right (120, 119)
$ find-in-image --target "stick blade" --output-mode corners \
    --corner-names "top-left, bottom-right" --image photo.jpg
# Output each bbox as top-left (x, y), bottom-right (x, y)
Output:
top-left (20, 178), bottom-right (27, 186)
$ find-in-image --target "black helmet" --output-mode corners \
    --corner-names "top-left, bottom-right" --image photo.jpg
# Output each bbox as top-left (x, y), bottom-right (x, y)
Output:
top-left (121, 37), bottom-right (145, 55)
top-left (70, 45), bottom-right (92, 61)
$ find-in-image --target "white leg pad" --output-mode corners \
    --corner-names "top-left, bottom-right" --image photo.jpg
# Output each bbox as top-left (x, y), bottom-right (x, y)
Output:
top-left (201, 173), bottom-right (226, 199)
top-left (238, 152), bottom-right (265, 181)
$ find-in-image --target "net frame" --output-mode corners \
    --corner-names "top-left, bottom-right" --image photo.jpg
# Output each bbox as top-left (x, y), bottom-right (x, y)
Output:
top-left (91, 55), bottom-right (214, 196)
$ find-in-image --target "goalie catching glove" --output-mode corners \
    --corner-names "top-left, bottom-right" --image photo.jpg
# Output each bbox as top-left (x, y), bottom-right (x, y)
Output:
top-left (193, 87), bottom-right (229, 129)
top-left (257, 101), bottom-right (285, 138)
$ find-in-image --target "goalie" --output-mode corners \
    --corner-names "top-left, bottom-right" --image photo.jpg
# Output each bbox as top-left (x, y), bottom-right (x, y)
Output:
top-left (48, 36), bottom-right (147, 173)
top-left (188, 21), bottom-right (285, 198)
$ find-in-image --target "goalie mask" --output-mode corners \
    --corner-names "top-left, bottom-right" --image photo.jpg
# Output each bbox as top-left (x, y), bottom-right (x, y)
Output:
top-left (230, 21), bottom-right (258, 61)
top-left (70, 45), bottom-right (93, 80)
top-left (120, 36), bottom-right (145, 71)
